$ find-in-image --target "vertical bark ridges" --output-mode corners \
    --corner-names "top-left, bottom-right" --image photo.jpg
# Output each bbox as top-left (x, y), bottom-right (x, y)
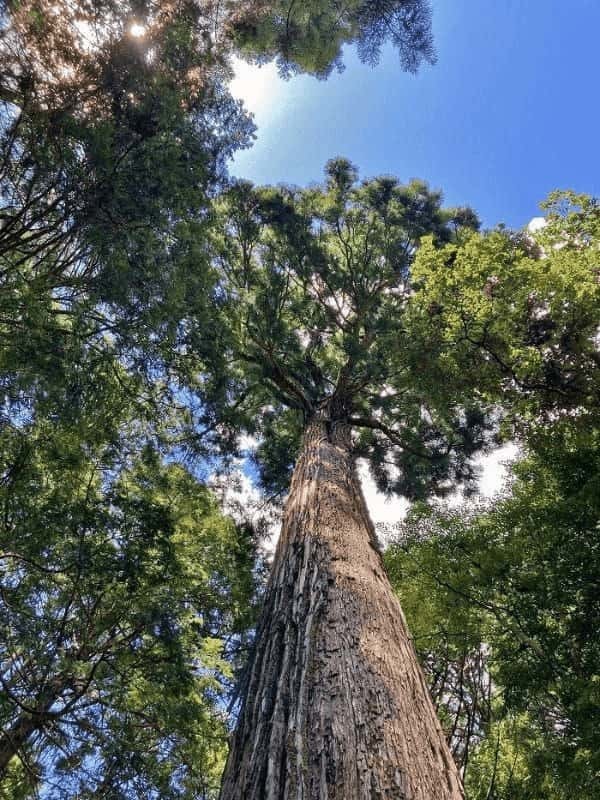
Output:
top-left (220, 419), bottom-right (463, 800)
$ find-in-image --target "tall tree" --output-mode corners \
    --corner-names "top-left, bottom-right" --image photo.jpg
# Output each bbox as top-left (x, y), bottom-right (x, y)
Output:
top-left (210, 160), bottom-right (482, 798)
top-left (386, 429), bottom-right (600, 800)
top-left (0, 0), bottom-right (438, 451)
top-left (0, 2), bottom-right (441, 795)
top-left (0, 7), bottom-right (253, 792)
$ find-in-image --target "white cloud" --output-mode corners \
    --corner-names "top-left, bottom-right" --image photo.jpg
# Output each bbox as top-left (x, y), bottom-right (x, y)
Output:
top-left (360, 443), bottom-right (519, 546)
top-left (216, 443), bottom-right (519, 557)
top-left (237, 433), bottom-right (259, 453)
top-left (209, 466), bottom-right (282, 556)
top-left (357, 459), bottom-right (410, 538)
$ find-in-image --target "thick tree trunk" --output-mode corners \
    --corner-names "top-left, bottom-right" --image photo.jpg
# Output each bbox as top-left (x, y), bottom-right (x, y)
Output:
top-left (220, 418), bottom-right (463, 800)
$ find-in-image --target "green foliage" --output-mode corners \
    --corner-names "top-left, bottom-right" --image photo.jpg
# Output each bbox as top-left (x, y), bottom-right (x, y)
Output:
top-left (229, 0), bottom-right (436, 77)
top-left (0, 758), bottom-right (37, 800)
top-left (5, 1), bottom-right (597, 795)
top-left (385, 413), bottom-right (600, 800)
top-left (0, 406), bottom-right (258, 797)
top-left (0, 6), bottom-right (259, 795)
top-left (0, 0), bottom-right (260, 470)
top-left (213, 159), bottom-right (483, 496)
top-left (385, 193), bottom-right (600, 797)
top-left (408, 192), bottom-right (600, 427)
top-left (0, 4), bottom-right (447, 794)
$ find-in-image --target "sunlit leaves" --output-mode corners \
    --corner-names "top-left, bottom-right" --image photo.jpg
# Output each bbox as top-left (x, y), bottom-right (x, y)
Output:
top-left (409, 193), bottom-right (600, 426)
top-left (0, 421), bottom-right (257, 798)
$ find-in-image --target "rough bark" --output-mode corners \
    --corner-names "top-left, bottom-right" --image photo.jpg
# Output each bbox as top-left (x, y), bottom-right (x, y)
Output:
top-left (220, 417), bottom-right (463, 800)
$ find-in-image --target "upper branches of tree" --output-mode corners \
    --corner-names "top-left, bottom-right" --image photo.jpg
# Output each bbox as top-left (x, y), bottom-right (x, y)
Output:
top-left (0, 1), bottom-right (257, 463)
top-left (210, 158), bottom-right (483, 497)
top-left (0, 1), bottom-right (439, 456)
top-left (407, 191), bottom-right (600, 433)
top-left (229, 0), bottom-right (436, 77)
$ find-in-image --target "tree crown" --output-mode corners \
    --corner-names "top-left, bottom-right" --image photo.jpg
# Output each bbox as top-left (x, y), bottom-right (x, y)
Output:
top-left (212, 159), bottom-right (484, 497)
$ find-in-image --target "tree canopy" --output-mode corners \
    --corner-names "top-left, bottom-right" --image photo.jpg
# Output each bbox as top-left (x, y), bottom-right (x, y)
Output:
top-left (0, 428), bottom-right (257, 797)
top-left (1, 0), bottom-right (599, 796)
top-left (0, 0), bottom-right (440, 455)
top-left (229, 0), bottom-right (436, 77)
top-left (0, 1), bottom-right (443, 795)
top-left (407, 191), bottom-right (600, 427)
top-left (212, 159), bottom-right (485, 497)
top-left (387, 428), bottom-right (600, 799)
top-left (384, 192), bottom-right (600, 799)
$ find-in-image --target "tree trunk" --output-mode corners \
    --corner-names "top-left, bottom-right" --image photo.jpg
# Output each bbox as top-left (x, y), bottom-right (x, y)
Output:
top-left (220, 418), bottom-right (463, 800)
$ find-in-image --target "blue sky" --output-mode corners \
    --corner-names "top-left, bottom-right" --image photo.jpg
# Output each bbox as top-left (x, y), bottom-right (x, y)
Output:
top-left (231, 0), bottom-right (600, 229)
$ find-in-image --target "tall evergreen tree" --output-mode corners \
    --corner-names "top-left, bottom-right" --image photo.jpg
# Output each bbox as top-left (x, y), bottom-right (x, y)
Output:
top-left (0, 0), bottom-right (438, 449)
top-left (0, 2), bottom-right (441, 795)
top-left (210, 160), bottom-right (483, 798)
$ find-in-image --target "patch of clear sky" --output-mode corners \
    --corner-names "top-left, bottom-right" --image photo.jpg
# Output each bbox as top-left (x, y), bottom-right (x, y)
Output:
top-left (231, 0), bottom-right (600, 229)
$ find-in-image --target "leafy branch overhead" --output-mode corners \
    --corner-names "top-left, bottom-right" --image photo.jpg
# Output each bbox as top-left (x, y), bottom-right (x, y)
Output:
top-left (230, 0), bottom-right (436, 77)
top-left (408, 191), bottom-right (600, 425)
top-left (384, 193), bottom-right (600, 800)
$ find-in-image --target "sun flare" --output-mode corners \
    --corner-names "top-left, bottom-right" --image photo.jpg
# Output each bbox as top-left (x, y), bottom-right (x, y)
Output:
top-left (130, 23), bottom-right (146, 38)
